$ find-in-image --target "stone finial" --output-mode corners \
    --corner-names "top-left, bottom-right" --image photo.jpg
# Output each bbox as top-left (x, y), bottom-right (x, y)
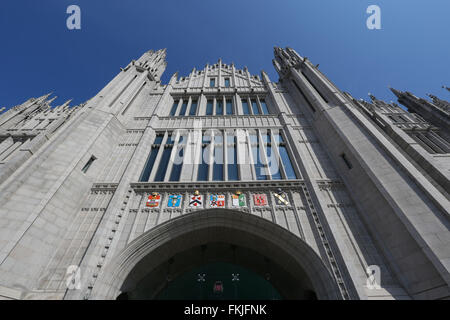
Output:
top-left (169, 72), bottom-right (179, 85)
top-left (260, 70), bottom-right (271, 84)
top-left (46, 96), bottom-right (57, 105)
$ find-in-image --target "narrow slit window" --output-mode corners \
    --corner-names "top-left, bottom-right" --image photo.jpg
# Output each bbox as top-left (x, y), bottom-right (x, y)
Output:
top-left (210, 78), bottom-right (216, 87)
top-left (341, 153), bottom-right (353, 169)
top-left (82, 156), bottom-right (97, 173)
top-left (224, 78), bottom-right (230, 87)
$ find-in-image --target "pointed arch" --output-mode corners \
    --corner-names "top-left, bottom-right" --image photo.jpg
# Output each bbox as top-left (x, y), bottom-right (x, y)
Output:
top-left (89, 209), bottom-right (341, 300)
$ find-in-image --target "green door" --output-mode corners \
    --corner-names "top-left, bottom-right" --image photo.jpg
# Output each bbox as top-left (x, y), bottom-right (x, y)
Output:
top-left (156, 262), bottom-right (282, 300)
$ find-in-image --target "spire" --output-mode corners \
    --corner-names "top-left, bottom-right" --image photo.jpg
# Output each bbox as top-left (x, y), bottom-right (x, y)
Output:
top-left (36, 92), bottom-right (53, 103)
top-left (389, 87), bottom-right (404, 99)
top-left (60, 99), bottom-right (73, 108)
top-left (46, 96), bottom-right (57, 105)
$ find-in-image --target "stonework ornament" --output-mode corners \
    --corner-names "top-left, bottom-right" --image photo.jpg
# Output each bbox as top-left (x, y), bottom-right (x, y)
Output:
top-left (232, 191), bottom-right (246, 207)
top-left (274, 189), bottom-right (289, 206)
top-left (253, 193), bottom-right (268, 206)
top-left (209, 194), bottom-right (225, 208)
top-left (189, 193), bottom-right (203, 208)
top-left (168, 194), bottom-right (182, 208)
top-left (146, 192), bottom-right (161, 208)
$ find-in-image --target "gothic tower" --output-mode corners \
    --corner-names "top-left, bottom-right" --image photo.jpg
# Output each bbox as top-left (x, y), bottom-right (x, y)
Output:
top-left (0, 47), bottom-right (448, 300)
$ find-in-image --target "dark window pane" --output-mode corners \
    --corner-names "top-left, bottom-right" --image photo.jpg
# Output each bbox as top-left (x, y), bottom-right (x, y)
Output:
top-left (210, 78), bottom-right (216, 87)
top-left (153, 134), bottom-right (164, 145)
top-left (227, 145), bottom-right (239, 181)
top-left (197, 146), bottom-right (209, 181)
top-left (226, 99), bottom-right (233, 115)
top-left (170, 101), bottom-right (178, 116)
top-left (273, 133), bottom-right (284, 144)
top-left (249, 134), bottom-right (258, 144)
top-left (202, 133), bottom-right (211, 144)
top-left (189, 100), bottom-right (198, 116)
top-left (213, 145), bottom-right (224, 181)
top-left (253, 145), bottom-right (267, 180)
top-left (139, 146), bottom-right (160, 181)
top-left (214, 133), bottom-right (223, 144)
top-left (216, 100), bottom-right (223, 115)
top-left (226, 132), bottom-right (235, 144)
top-left (166, 134), bottom-right (175, 144)
top-left (340, 153), bottom-right (352, 169)
top-left (206, 100), bottom-right (213, 115)
top-left (169, 147), bottom-right (183, 181)
top-left (225, 78), bottom-right (230, 87)
top-left (252, 100), bottom-right (260, 115)
top-left (266, 146), bottom-right (282, 179)
top-left (279, 146), bottom-right (297, 179)
top-left (213, 164), bottom-right (224, 180)
top-left (260, 100), bottom-right (269, 114)
top-left (179, 101), bottom-right (188, 116)
top-left (82, 156), bottom-right (96, 173)
top-left (154, 146), bottom-right (173, 181)
top-left (242, 100), bottom-right (250, 115)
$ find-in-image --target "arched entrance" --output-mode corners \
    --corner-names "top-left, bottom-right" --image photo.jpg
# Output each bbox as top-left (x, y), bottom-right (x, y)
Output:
top-left (91, 209), bottom-right (341, 300)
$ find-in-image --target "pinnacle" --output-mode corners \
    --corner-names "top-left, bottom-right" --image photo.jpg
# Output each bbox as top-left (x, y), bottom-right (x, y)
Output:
top-left (389, 87), bottom-right (403, 98)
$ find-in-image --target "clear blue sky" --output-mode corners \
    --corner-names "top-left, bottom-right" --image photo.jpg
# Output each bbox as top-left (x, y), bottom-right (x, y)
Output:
top-left (0, 0), bottom-right (449, 109)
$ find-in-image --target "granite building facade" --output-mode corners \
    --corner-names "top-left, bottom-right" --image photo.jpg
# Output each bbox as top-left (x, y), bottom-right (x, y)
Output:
top-left (0, 47), bottom-right (448, 300)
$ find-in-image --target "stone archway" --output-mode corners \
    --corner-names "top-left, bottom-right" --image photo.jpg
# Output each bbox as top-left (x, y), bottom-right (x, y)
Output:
top-left (90, 209), bottom-right (341, 300)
